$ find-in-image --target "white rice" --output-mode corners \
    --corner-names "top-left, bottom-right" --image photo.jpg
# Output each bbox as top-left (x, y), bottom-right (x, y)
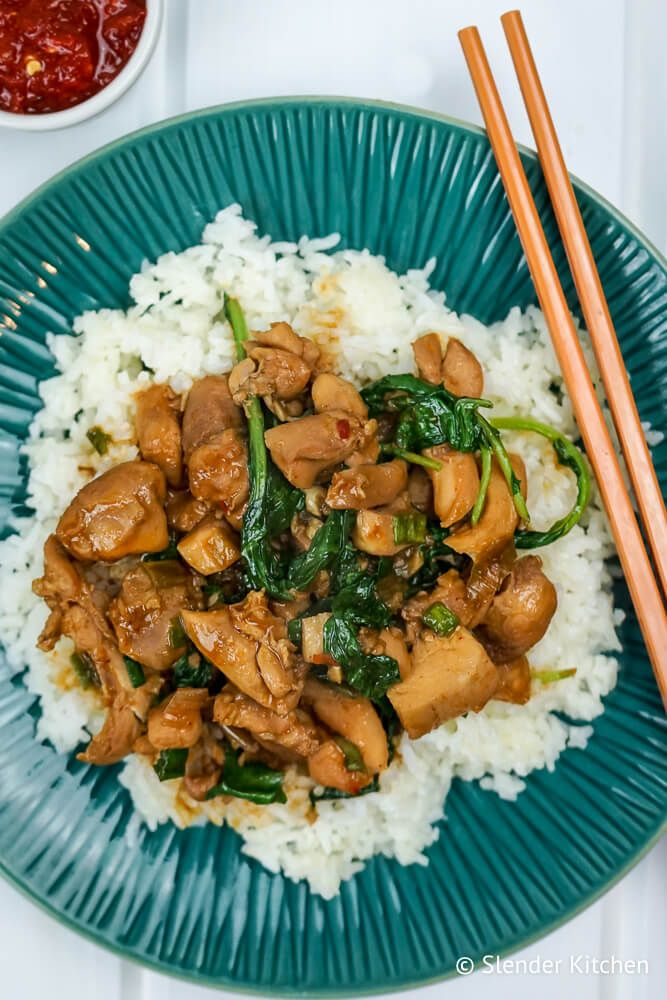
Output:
top-left (0, 205), bottom-right (623, 898)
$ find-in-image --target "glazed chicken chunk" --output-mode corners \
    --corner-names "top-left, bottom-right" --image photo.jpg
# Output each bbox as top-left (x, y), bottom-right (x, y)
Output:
top-left (182, 375), bottom-right (249, 525)
top-left (229, 321), bottom-right (320, 416)
top-left (135, 384), bottom-right (183, 487)
top-left (265, 411), bottom-right (373, 489)
top-left (108, 559), bottom-right (203, 671)
top-left (182, 591), bottom-right (303, 714)
top-left (56, 461), bottom-right (169, 562)
top-left (388, 627), bottom-right (498, 738)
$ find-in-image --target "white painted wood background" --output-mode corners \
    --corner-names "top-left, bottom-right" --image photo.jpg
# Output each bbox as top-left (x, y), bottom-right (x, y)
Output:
top-left (0, 1), bottom-right (664, 997)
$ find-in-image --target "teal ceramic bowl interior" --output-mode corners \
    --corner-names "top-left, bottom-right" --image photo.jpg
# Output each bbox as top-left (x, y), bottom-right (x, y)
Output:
top-left (0, 99), bottom-right (665, 996)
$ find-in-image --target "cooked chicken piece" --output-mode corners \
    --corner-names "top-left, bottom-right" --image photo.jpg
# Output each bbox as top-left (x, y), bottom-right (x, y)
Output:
top-left (80, 703), bottom-right (145, 766)
top-left (442, 338), bottom-right (484, 398)
top-left (181, 375), bottom-right (241, 460)
top-left (264, 411), bottom-right (370, 489)
top-left (388, 627), bottom-right (498, 738)
top-left (270, 594), bottom-right (311, 622)
top-left (308, 740), bottom-right (375, 794)
top-left (252, 322), bottom-right (320, 367)
top-left (412, 332), bottom-right (443, 385)
top-left (165, 490), bottom-right (211, 533)
top-left (301, 612), bottom-right (336, 666)
top-left (311, 373), bottom-right (368, 419)
top-left (326, 459), bottom-right (408, 510)
top-left (213, 686), bottom-right (321, 757)
top-left (412, 334), bottom-right (484, 398)
top-left (229, 591), bottom-right (302, 701)
top-left (33, 537), bottom-right (163, 764)
top-left (187, 427), bottom-right (249, 521)
top-left (345, 433), bottom-right (381, 468)
top-left (290, 510), bottom-right (324, 552)
top-left (493, 655), bottom-right (531, 705)
top-left (229, 346), bottom-right (311, 406)
top-left (381, 627), bottom-right (412, 680)
top-left (135, 384), bottom-right (183, 487)
top-left (407, 466), bottom-right (434, 516)
top-left (310, 375), bottom-right (380, 467)
top-left (56, 461), bottom-right (168, 562)
top-left (352, 508), bottom-right (410, 557)
top-left (227, 356), bottom-right (255, 398)
top-left (424, 444), bottom-right (480, 528)
top-left (183, 725), bottom-right (225, 800)
top-left (477, 556), bottom-right (557, 661)
top-left (182, 592), bottom-right (302, 714)
top-left (35, 540), bottom-right (122, 689)
top-left (302, 676), bottom-right (388, 773)
top-left (303, 486), bottom-right (327, 518)
top-left (402, 552), bottom-right (514, 641)
top-left (360, 626), bottom-right (412, 680)
top-left (177, 514), bottom-right (240, 576)
top-left (183, 377), bottom-right (248, 520)
top-left (447, 454), bottom-right (526, 561)
top-left (108, 560), bottom-right (202, 670)
top-left (147, 688), bottom-right (209, 750)
top-left (33, 534), bottom-right (91, 650)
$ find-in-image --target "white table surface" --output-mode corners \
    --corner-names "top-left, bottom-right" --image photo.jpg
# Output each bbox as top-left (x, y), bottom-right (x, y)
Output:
top-left (0, 1), bottom-right (665, 997)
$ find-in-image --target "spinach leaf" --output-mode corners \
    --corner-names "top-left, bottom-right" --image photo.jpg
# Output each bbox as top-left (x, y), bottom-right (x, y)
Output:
top-left (288, 510), bottom-right (356, 591)
top-left (310, 775), bottom-right (379, 803)
top-left (123, 655), bottom-right (145, 688)
top-left (375, 695), bottom-right (400, 764)
top-left (363, 374), bottom-right (530, 522)
top-left (224, 296), bottom-right (303, 600)
top-left (167, 616), bottom-right (187, 648)
top-left (265, 462), bottom-right (305, 539)
top-left (491, 416), bottom-right (591, 547)
top-left (201, 565), bottom-right (248, 606)
top-left (362, 374), bottom-right (491, 452)
top-left (323, 615), bottom-right (398, 700)
top-left (405, 522), bottom-right (453, 594)
top-left (172, 652), bottom-right (213, 688)
top-left (154, 748), bottom-right (188, 781)
top-left (329, 565), bottom-right (393, 629)
top-left (318, 549), bottom-right (399, 701)
top-left (206, 746), bottom-right (287, 804)
top-left (287, 617), bottom-right (302, 645)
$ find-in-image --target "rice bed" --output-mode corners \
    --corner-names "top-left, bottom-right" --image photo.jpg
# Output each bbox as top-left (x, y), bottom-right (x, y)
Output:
top-left (0, 205), bottom-right (621, 898)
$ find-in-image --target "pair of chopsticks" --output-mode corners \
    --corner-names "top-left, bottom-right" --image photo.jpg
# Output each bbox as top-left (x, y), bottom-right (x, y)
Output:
top-left (459, 11), bottom-right (667, 709)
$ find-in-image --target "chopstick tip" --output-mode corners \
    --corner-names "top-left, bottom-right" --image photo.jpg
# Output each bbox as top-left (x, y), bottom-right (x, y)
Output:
top-left (500, 9), bottom-right (522, 26)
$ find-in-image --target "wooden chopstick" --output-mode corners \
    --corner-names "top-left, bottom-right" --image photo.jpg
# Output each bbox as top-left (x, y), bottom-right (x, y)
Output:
top-left (501, 8), bottom-right (667, 602)
top-left (458, 24), bottom-right (667, 708)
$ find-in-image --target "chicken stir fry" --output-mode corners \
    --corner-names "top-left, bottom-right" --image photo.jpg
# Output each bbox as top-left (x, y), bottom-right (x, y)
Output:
top-left (32, 303), bottom-right (589, 805)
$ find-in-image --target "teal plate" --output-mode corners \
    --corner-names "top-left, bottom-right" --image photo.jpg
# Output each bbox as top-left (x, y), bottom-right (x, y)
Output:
top-left (0, 99), bottom-right (665, 995)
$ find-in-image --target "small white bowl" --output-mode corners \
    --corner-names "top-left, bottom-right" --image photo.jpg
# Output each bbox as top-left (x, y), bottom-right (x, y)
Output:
top-left (0, 0), bottom-right (163, 132)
